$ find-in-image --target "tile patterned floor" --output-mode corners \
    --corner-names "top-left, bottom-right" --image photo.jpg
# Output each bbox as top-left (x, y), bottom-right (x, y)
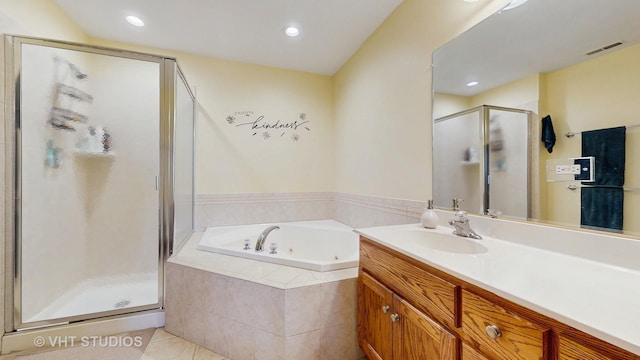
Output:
top-left (140, 328), bottom-right (229, 360)
top-left (0, 328), bottom-right (229, 360)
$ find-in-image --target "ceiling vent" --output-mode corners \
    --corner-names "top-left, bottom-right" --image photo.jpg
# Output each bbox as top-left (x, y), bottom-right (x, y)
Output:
top-left (586, 41), bottom-right (623, 56)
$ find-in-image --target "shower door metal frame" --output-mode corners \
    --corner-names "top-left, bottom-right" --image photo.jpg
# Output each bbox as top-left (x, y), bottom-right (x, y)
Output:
top-left (432, 104), bottom-right (532, 218)
top-left (3, 35), bottom-right (178, 332)
top-left (166, 61), bottom-right (196, 256)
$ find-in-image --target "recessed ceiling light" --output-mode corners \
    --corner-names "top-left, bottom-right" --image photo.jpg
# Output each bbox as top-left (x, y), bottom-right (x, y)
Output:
top-left (467, 81), bottom-right (479, 87)
top-left (125, 15), bottom-right (145, 27)
top-left (284, 26), bottom-right (300, 37)
top-left (463, 0), bottom-right (480, 3)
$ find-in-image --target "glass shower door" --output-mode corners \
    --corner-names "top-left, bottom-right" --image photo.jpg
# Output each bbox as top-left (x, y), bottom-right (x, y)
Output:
top-left (172, 66), bottom-right (195, 252)
top-left (486, 108), bottom-right (530, 219)
top-left (433, 109), bottom-right (484, 213)
top-left (17, 40), bottom-right (162, 327)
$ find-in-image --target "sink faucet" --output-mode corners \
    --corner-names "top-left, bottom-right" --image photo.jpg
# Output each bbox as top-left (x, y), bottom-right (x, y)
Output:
top-left (448, 211), bottom-right (482, 239)
top-left (255, 225), bottom-right (280, 251)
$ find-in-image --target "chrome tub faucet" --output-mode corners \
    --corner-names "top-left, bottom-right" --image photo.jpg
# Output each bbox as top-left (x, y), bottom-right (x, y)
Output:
top-left (448, 211), bottom-right (482, 240)
top-left (255, 225), bottom-right (280, 251)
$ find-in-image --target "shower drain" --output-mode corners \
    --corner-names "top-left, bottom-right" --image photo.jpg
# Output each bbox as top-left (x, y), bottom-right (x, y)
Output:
top-left (114, 299), bottom-right (131, 309)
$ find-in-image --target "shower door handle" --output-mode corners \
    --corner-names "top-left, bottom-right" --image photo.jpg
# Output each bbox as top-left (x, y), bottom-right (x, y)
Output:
top-left (156, 176), bottom-right (159, 191)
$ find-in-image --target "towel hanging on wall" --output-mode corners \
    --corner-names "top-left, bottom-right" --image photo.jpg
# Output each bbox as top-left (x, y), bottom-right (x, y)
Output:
top-left (580, 187), bottom-right (623, 232)
top-left (541, 115), bottom-right (556, 153)
top-left (581, 126), bottom-right (626, 186)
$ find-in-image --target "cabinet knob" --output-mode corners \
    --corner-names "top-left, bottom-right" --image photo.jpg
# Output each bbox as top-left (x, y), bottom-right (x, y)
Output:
top-left (485, 325), bottom-right (502, 339)
top-left (381, 305), bottom-right (390, 313)
top-left (391, 313), bottom-right (400, 322)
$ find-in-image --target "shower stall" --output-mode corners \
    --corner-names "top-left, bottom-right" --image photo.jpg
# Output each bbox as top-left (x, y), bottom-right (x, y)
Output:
top-left (433, 105), bottom-right (531, 219)
top-left (2, 36), bottom-right (194, 333)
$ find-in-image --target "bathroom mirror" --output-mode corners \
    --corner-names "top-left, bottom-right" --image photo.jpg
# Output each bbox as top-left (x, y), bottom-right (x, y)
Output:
top-left (432, 0), bottom-right (640, 236)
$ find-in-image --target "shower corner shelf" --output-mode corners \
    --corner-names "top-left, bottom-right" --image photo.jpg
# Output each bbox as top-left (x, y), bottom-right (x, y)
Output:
top-left (460, 160), bottom-right (479, 165)
top-left (73, 150), bottom-right (116, 159)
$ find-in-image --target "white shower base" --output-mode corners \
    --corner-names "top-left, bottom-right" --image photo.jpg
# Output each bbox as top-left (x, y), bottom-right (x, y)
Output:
top-left (24, 272), bottom-right (159, 324)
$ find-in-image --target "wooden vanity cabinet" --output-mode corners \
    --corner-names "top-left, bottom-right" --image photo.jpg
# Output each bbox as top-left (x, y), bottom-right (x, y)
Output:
top-left (358, 236), bottom-right (640, 360)
top-left (558, 335), bottom-right (616, 360)
top-left (461, 289), bottom-right (550, 360)
top-left (358, 271), bottom-right (457, 360)
top-left (359, 271), bottom-right (393, 359)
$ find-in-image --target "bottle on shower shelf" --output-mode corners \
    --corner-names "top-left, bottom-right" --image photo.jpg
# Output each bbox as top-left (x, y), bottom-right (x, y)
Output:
top-left (102, 128), bottom-right (111, 153)
top-left (45, 140), bottom-right (60, 168)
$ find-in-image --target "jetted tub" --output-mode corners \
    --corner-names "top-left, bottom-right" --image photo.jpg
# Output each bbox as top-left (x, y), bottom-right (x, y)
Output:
top-left (196, 220), bottom-right (359, 271)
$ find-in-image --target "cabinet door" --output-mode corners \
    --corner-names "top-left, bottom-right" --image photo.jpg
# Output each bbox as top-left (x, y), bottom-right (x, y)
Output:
top-left (358, 271), bottom-right (394, 360)
top-left (393, 295), bottom-right (457, 360)
top-left (462, 343), bottom-right (491, 360)
top-left (558, 336), bottom-right (613, 360)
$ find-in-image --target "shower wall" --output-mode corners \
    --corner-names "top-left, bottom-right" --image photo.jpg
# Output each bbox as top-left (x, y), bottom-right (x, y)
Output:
top-left (20, 44), bottom-right (88, 320)
top-left (18, 42), bottom-right (161, 323)
top-left (80, 54), bottom-right (159, 279)
top-left (433, 111), bottom-right (482, 213)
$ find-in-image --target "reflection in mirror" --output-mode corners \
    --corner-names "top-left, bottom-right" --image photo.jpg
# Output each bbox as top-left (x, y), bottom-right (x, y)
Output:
top-left (433, 106), bottom-right (530, 218)
top-left (432, 0), bottom-right (640, 236)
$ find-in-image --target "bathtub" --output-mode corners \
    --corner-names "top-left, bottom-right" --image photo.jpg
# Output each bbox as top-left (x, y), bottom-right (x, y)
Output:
top-left (196, 220), bottom-right (359, 271)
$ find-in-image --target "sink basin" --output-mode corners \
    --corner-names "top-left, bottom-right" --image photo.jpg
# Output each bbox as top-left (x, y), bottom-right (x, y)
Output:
top-left (392, 229), bottom-right (488, 254)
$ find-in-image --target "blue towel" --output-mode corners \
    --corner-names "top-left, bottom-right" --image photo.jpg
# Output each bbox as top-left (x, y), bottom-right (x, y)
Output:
top-left (581, 126), bottom-right (626, 186)
top-left (579, 126), bottom-right (626, 231)
top-left (540, 115), bottom-right (556, 153)
top-left (581, 187), bottom-right (623, 232)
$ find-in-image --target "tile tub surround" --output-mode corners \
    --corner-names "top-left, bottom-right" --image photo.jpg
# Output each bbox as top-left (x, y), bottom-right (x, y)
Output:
top-left (165, 233), bottom-right (364, 360)
top-left (195, 192), bottom-right (426, 230)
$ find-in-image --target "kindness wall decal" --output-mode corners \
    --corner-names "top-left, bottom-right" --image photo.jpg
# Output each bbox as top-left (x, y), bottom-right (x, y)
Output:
top-left (225, 111), bottom-right (311, 141)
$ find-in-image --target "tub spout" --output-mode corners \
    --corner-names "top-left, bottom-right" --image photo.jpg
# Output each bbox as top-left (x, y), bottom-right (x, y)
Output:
top-left (255, 225), bottom-right (280, 252)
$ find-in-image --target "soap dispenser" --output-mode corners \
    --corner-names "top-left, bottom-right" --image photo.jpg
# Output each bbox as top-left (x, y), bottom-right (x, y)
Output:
top-left (421, 200), bottom-right (439, 229)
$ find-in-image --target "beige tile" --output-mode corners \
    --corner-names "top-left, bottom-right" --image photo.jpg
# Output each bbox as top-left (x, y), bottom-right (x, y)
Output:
top-left (227, 320), bottom-right (255, 360)
top-left (194, 345), bottom-right (229, 360)
top-left (320, 322), bottom-right (357, 360)
top-left (261, 266), bottom-right (310, 285)
top-left (140, 336), bottom-right (196, 360)
top-left (253, 328), bottom-right (285, 360)
top-left (285, 330), bottom-right (320, 360)
top-left (204, 312), bottom-right (230, 356)
top-left (150, 328), bottom-right (179, 343)
top-left (284, 285), bottom-right (321, 336)
top-left (228, 279), bottom-right (284, 335)
top-left (252, 286), bottom-right (285, 335)
top-left (184, 267), bottom-right (208, 307)
top-left (182, 300), bottom-right (207, 346)
top-left (206, 272), bottom-right (231, 318)
top-left (165, 263), bottom-right (186, 337)
top-left (320, 278), bottom-right (357, 328)
top-left (182, 268), bottom-right (209, 346)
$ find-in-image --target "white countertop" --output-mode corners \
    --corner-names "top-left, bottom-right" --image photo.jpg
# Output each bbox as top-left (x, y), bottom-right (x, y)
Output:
top-left (355, 223), bottom-right (640, 355)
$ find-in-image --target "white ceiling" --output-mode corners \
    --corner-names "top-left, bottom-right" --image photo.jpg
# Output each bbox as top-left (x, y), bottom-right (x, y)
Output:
top-left (434, 0), bottom-right (640, 96)
top-left (53, 0), bottom-right (403, 75)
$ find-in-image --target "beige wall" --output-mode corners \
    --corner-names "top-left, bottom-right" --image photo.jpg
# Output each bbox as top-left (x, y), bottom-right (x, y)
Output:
top-left (541, 43), bottom-right (640, 232)
top-left (1, 0), bottom-right (516, 330)
top-left (470, 74), bottom-right (540, 109)
top-left (433, 93), bottom-right (471, 120)
top-left (91, 38), bottom-right (336, 195)
top-left (333, 0), bottom-right (510, 201)
top-left (0, 0), bottom-right (87, 42)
